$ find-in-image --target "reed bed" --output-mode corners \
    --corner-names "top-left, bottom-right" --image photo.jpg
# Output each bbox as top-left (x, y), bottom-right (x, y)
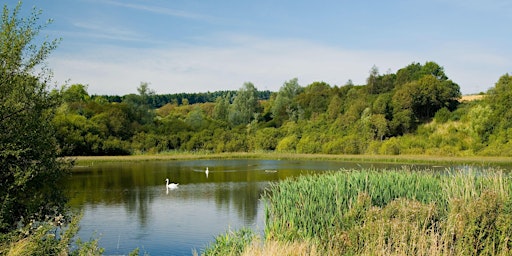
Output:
top-left (261, 167), bottom-right (512, 255)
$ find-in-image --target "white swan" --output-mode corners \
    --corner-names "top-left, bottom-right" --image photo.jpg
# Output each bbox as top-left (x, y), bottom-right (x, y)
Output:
top-left (165, 178), bottom-right (179, 189)
top-left (205, 167), bottom-right (209, 177)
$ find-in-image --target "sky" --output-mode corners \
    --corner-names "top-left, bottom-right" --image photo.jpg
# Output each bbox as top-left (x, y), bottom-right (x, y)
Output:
top-left (13, 0), bottom-right (512, 95)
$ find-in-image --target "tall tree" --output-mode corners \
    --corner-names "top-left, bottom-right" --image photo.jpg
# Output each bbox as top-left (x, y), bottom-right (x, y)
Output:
top-left (213, 93), bottom-right (230, 122)
top-left (366, 65), bottom-right (379, 94)
top-left (296, 81), bottom-right (331, 119)
top-left (124, 82), bottom-right (156, 125)
top-left (229, 82), bottom-right (259, 126)
top-left (405, 75), bottom-right (459, 120)
top-left (271, 78), bottom-right (303, 124)
top-left (486, 74), bottom-right (512, 131)
top-left (0, 2), bottom-right (70, 232)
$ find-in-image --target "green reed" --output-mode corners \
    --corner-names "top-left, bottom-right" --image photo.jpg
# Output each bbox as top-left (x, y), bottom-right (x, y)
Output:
top-left (263, 167), bottom-right (512, 254)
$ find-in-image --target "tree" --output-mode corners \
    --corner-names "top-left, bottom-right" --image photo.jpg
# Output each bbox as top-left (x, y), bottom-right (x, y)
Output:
top-left (229, 82), bottom-right (259, 126)
top-left (123, 82), bottom-right (156, 125)
top-left (395, 61), bottom-right (448, 87)
top-left (271, 78), bottom-right (303, 124)
top-left (366, 65), bottom-right (379, 94)
top-left (327, 94), bottom-right (343, 120)
top-left (0, 2), bottom-right (71, 232)
top-left (393, 75), bottom-right (460, 122)
top-left (296, 81), bottom-right (331, 119)
top-left (137, 81), bottom-right (155, 105)
top-left (213, 93), bottom-right (230, 122)
top-left (486, 74), bottom-right (512, 130)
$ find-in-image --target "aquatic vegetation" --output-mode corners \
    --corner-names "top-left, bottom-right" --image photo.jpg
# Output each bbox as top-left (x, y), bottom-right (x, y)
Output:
top-left (263, 167), bottom-right (512, 255)
top-left (200, 228), bottom-right (255, 256)
top-left (205, 167), bottom-right (512, 255)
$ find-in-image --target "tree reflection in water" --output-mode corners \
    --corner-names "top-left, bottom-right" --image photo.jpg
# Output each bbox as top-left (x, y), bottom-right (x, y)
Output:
top-left (64, 159), bottom-right (351, 254)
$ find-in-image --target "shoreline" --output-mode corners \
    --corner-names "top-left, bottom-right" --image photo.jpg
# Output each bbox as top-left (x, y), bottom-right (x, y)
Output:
top-left (67, 152), bottom-right (512, 167)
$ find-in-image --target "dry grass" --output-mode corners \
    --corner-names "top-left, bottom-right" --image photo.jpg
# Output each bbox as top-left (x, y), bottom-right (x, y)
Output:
top-left (460, 94), bottom-right (485, 102)
top-left (6, 237), bottom-right (37, 256)
top-left (241, 239), bottom-right (319, 256)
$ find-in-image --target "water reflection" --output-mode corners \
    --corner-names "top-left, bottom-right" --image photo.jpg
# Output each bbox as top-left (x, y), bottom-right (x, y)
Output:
top-left (67, 160), bottom-right (315, 254)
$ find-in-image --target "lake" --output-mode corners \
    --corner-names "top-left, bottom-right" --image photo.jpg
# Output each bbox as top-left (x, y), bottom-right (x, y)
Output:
top-left (64, 159), bottom-right (464, 255)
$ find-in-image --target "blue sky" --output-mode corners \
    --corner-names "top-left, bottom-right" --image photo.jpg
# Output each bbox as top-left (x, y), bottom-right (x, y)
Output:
top-left (15, 0), bottom-right (512, 95)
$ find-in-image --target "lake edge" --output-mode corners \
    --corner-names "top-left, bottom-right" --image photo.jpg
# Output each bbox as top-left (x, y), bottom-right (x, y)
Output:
top-left (68, 152), bottom-right (512, 168)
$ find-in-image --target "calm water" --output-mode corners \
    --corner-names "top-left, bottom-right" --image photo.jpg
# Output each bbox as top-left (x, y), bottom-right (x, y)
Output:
top-left (65, 159), bottom-right (492, 255)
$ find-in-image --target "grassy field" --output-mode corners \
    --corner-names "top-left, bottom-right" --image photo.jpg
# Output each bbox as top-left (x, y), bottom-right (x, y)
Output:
top-left (70, 152), bottom-right (512, 167)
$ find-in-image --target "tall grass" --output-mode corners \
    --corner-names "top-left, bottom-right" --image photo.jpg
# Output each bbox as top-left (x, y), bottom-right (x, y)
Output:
top-left (262, 167), bottom-right (512, 255)
top-left (199, 228), bottom-right (255, 256)
top-left (263, 169), bottom-right (445, 243)
top-left (202, 167), bottom-right (512, 255)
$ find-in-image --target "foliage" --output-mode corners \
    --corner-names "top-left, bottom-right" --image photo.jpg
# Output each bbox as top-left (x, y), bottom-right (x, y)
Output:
top-left (486, 74), bottom-right (512, 132)
top-left (0, 1), bottom-right (71, 233)
top-left (0, 212), bottom-right (104, 256)
top-left (0, 3), bottom-right (110, 255)
top-left (229, 82), bottom-right (259, 126)
top-left (46, 60), bottom-right (512, 157)
top-left (271, 78), bottom-right (303, 124)
top-left (200, 228), bottom-right (256, 256)
top-left (261, 168), bottom-right (512, 255)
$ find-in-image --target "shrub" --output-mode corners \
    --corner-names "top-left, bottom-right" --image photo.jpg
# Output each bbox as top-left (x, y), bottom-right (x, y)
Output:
top-left (275, 136), bottom-right (299, 152)
top-left (296, 135), bottom-right (322, 154)
top-left (434, 107), bottom-right (451, 123)
top-left (378, 137), bottom-right (401, 155)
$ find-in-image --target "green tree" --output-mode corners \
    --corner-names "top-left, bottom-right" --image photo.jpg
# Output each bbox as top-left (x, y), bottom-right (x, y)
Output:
top-left (366, 65), bottom-right (379, 94)
top-left (123, 82), bottom-right (156, 126)
top-left (402, 75), bottom-right (460, 120)
top-left (61, 84), bottom-right (90, 103)
top-left (486, 74), bottom-right (512, 130)
top-left (391, 70), bottom-right (460, 135)
top-left (137, 81), bottom-right (155, 105)
top-left (271, 78), bottom-right (303, 124)
top-left (373, 93), bottom-right (392, 118)
top-left (185, 107), bottom-right (206, 131)
top-left (0, 2), bottom-right (71, 233)
top-left (296, 81), bottom-right (331, 119)
top-left (213, 93), bottom-right (230, 122)
top-left (370, 114), bottom-right (389, 141)
top-left (326, 94), bottom-right (343, 120)
top-left (395, 61), bottom-right (448, 87)
top-left (229, 82), bottom-right (259, 126)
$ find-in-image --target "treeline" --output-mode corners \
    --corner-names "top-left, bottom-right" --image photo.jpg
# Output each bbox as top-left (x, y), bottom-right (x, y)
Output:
top-left (92, 87), bottom-right (272, 108)
top-left (53, 61), bottom-right (512, 156)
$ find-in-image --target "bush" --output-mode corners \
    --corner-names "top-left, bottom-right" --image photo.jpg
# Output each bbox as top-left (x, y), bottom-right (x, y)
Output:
top-left (434, 107), bottom-right (451, 123)
top-left (296, 135), bottom-right (322, 154)
top-left (378, 137), bottom-right (401, 155)
top-left (252, 128), bottom-right (281, 151)
top-left (275, 136), bottom-right (299, 152)
top-left (322, 135), bottom-right (361, 154)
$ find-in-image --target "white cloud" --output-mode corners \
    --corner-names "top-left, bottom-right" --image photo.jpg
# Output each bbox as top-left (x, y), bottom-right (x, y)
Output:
top-left (103, 0), bottom-right (213, 21)
top-left (72, 22), bottom-right (141, 41)
top-left (48, 35), bottom-right (510, 95)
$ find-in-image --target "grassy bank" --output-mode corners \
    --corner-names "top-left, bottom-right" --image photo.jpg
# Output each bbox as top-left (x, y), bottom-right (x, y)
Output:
top-left (202, 167), bottom-right (512, 255)
top-left (70, 152), bottom-right (512, 167)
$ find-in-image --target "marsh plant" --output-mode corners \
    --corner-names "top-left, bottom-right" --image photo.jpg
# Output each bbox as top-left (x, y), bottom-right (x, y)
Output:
top-left (204, 167), bottom-right (512, 255)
